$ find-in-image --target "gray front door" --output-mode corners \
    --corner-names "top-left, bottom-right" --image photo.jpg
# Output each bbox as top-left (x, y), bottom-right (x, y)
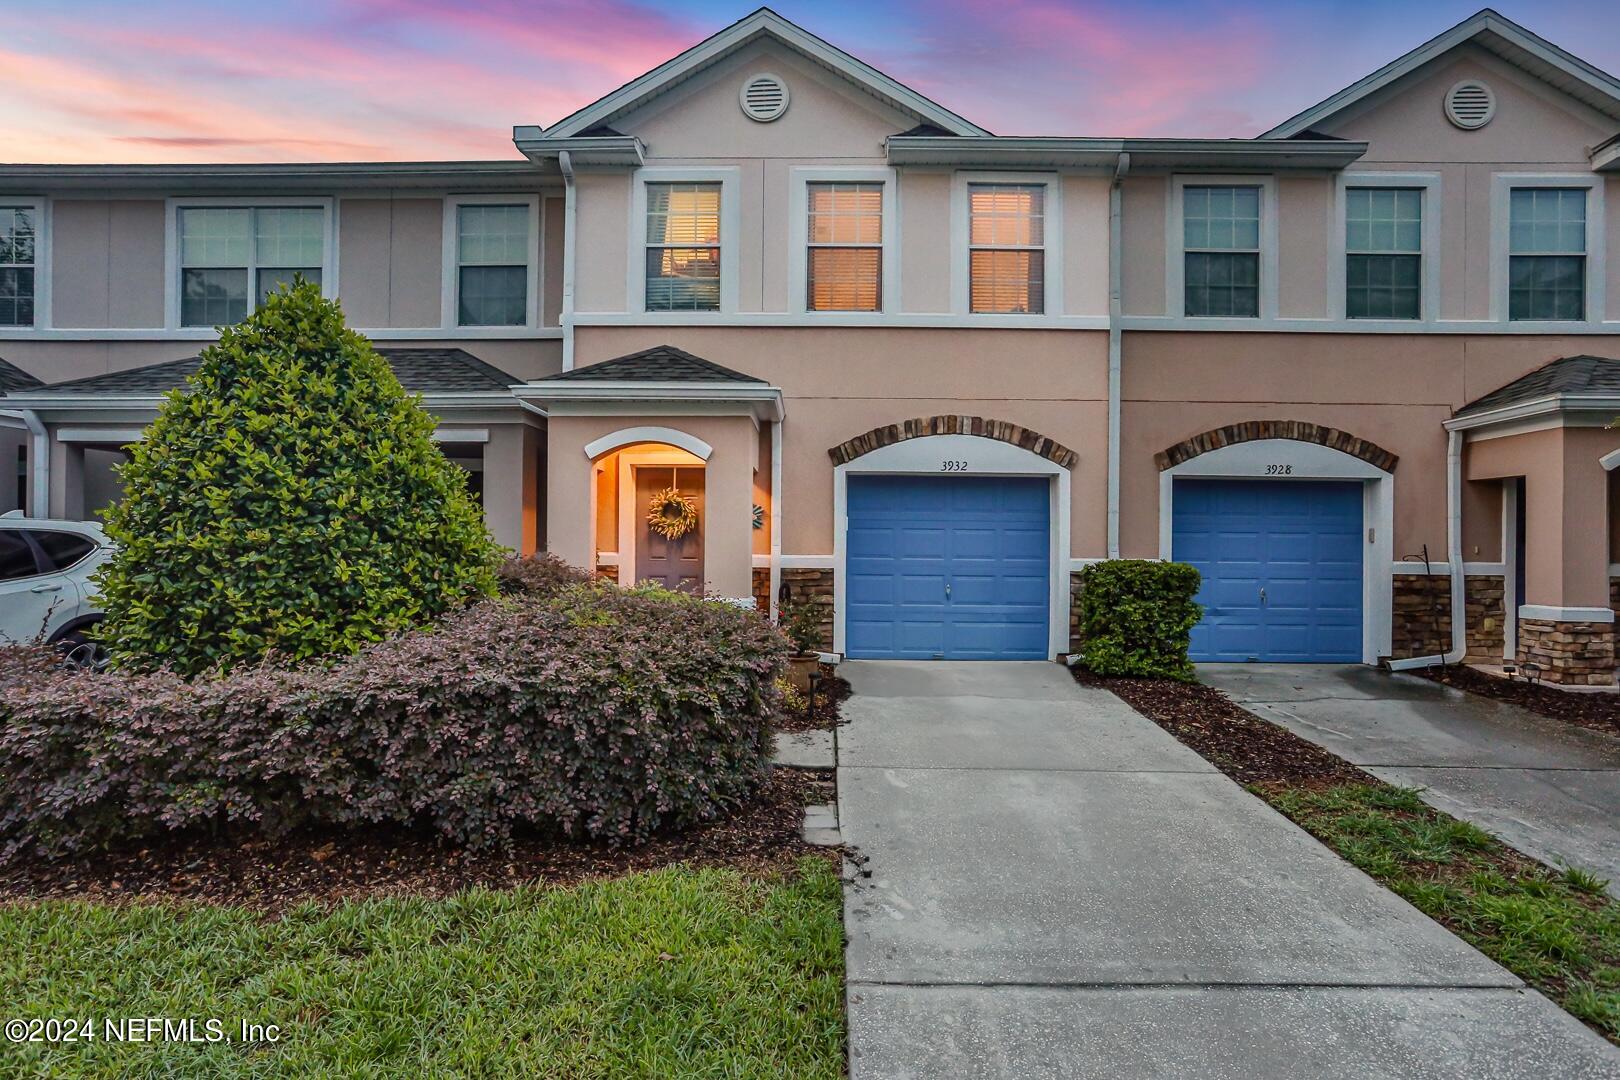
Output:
top-left (635, 465), bottom-right (704, 592)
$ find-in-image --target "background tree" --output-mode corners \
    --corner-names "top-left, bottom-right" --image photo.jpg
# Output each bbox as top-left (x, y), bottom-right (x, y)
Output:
top-left (95, 279), bottom-right (500, 675)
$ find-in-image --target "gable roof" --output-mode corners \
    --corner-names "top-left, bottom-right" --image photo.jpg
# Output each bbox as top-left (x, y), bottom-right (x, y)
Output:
top-left (14, 348), bottom-right (520, 399)
top-left (531, 7), bottom-right (987, 140)
top-left (1263, 8), bottom-right (1620, 139)
top-left (543, 345), bottom-right (765, 384)
top-left (1452, 354), bottom-right (1620, 419)
top-left (0, 357), bottom-right (44, 396)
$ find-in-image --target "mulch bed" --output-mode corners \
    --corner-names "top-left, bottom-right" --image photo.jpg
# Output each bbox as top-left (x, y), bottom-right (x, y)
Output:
top-left (1071, 667), bottom-right (1371, 787)
top-left (0, 770), bottom-right (836, 913)
top-left (1416, 664), bottom-right (1620, 739)
top-left (773, 663), bottom-right (852, 733)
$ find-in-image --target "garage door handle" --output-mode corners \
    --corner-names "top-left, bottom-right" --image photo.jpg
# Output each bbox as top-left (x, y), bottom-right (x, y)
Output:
top-left (945, 583), bottom-right (952, 599)
top-left (1259, 587), bottom-right (1266, 605)
top-left (30, 583), bottom-right (62, 594)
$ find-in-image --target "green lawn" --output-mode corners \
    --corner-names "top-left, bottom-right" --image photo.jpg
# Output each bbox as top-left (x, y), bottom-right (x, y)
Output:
top-left (1266, 783), bottom-right (1620, 1041)
top-left (0, 857), bottom-right (845, 1079)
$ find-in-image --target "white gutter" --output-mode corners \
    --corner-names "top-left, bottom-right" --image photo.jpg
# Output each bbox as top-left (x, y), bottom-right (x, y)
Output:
top-left (0, 408), bottom-right (50, 517)
top-left (1106, 152), bottom-right (1129, 560)
top-left (558, 150), bottom-right (578, 371)
top-left (1389, 428), bottom-right (1466, 671)
top-left (769, 418), bottom-right (782, 622)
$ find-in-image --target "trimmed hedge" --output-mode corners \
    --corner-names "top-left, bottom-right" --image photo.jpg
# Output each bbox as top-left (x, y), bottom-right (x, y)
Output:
top-left (94, 280), bottom-right (500, 677)
top-left (496, 553), bottom-right (595, 597)
top-left (1076, 560), bottom-right (1203, 681)
top-left (0, 584), bottom-right (787, 860)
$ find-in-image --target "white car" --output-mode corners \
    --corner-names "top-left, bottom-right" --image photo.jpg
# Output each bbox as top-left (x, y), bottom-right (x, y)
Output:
top-left (0, 511), bottom-right (113, 659)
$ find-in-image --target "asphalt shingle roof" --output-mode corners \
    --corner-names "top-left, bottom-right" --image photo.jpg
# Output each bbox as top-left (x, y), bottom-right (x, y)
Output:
top-left (544, 345), bottom-right (765, 384)
top-left (1454, 354), bottom-right (1620, 417)
top-left (28, 348), bottom-right (520, 397)
top-left (0, 357), bottom-right (45, 396)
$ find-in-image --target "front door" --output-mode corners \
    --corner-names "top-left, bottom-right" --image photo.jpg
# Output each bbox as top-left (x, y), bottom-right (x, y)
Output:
top-left (635, 465), bottom-right (705, 592)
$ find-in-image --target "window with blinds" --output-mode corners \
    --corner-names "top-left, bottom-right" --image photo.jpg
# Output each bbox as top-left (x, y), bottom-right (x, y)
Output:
top-left (1509, 187), bottom-right (1586, 321)
top-left (807, 182), bottom-right (881, 311)
top-left (969, 183), bottom-right (1044, 314)
top-left (645, 183), bottom-right (722, 312)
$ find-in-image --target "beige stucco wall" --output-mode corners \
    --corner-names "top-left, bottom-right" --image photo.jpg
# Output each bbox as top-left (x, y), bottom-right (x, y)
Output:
top-left (899, 171), bottom-right (952, 313)
top-left (1276, 177), bottom-right (1330, 319)
top-left (336, 197), bottom-right (444, 329)
top-left (1120, 175), bottom-right (1166, 316)
top-left (49, 199), bottom-right (165, 329)
top-left (573, 325), bottom-right (1110, 558)
top-left (1466, 425), bottom-right (1618, 609)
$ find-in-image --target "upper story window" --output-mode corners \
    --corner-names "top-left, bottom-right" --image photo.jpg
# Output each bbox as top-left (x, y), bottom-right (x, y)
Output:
top-left (1509, 188), bottom-right (1585, 321)
top-left (0, 206), bottom-right (37, 328)
top-left (806, 182), bottom-right (882, 312)
top-left (1183, 185), bottom-right (1259, 318)
top-left (645, 182), bottom-right (721, 312)
top-left (969, 183), bottom-right (1044, 314)
top-left (1346, 187), bottom-right (1422, 320)
top-left (456, 204), bottom-right (531, 326)
top-left (178, 206), bottom-right (323, 327)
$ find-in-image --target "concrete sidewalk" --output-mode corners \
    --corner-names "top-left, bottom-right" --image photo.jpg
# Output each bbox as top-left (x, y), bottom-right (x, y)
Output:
top-left (838, 661), bottom-right (1620, 1079)
top-left (1203, 663), bottom-right (1620, 898)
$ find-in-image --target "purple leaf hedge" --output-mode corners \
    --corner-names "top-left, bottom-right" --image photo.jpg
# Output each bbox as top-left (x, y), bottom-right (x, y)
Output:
top-left (0, 572), bottom-right (788, 860)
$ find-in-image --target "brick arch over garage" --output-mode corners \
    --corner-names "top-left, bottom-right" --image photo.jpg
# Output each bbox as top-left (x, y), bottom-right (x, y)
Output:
top-left (1155, 420), bottom-right (1399, 472)
top-left (829, 416), bottom-right (1078, 469)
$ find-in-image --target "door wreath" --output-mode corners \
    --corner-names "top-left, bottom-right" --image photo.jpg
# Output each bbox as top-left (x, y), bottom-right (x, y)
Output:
top-left (647, 487), bottom-right (700, 540)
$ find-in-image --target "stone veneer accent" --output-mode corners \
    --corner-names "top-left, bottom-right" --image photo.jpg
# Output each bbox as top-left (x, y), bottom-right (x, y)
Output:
top-left (1518, 618), bottom-right (1616, 686)
top-left (1069, 571), bottom-right (1085, 655)
top-left (778, 567), bottom-right (835, 652)
top-left (751, 567), bottom-right (770, 613)
top-left (1155, 421), bottom-right (1399, 473)
top-left (1390, 573), bottom-right (1451, 659)
top-left (828, 416), bottom-right (1078, 469)
top-left (595, 563), bottom-right (619, 583)
top-left (1391, 573), bottom-right (1507, 663)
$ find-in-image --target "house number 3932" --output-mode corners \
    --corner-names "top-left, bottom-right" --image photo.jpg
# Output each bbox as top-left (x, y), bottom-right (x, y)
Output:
top-left (1265, 464), bottom-right (1293, 475)
top-left (940, 460), bottom-right (970, 472)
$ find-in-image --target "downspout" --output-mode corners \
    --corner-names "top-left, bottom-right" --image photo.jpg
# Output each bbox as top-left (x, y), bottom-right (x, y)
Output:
top-left (769, 418), bottom-right (782, 622)
top-left (558, 150), bottom-right (578, 371)
top-left (1389, 428), bottom-right (1466, 670)
top-left (1106, 152), bottom-right (1130, 560)
top-left (0, 408), bottom-right (49, 518)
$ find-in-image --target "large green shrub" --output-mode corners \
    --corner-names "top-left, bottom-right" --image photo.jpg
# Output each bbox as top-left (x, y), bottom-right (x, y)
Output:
top-left (0, 586), bottom-right (786, 858)
top-left (1076, 560), bottom-right (1203, 681)
top-left (95, 280), bottom-right (500, 675)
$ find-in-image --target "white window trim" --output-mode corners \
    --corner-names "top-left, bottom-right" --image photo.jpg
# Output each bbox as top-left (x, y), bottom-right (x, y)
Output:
top-left (1489, 172), bottom-right (1605, 325)
top-left (1166, 175), bottom-right (1278, 322)
top-left (951, 171), bottom-right (1064, 318)
top-left (1330, 172), bottom-right (1442, 323)
top-left (627, 166), bottom-right (741, 316)
top-left (788, 166), bottom-right (897, 317)
top-left (442, 193), bottom-right (542, 331)
top-left (0, 196), bottom-right (47, 331)
top-left (164, 196), bottom-right (336, 331)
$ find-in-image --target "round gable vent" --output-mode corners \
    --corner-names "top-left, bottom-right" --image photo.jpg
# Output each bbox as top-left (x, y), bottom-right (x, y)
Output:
top-left (1445, 80), bottom-right (1495, 129)
top-left (740, 73), bottom-right (789, 122)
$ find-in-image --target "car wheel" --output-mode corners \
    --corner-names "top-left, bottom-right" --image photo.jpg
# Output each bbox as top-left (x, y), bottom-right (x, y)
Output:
top-left (54, 628), bottom-right (110, 672)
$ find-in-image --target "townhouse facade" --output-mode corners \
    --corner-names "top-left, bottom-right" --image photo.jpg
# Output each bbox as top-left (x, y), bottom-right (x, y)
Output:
top-left (2, 7), bottom-right (1619, 683)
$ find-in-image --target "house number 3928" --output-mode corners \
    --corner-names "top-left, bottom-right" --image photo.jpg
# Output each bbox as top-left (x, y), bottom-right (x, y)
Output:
top-left (1265, 464), bottom-right (1293, 475)
top-left (940, 460), bottom-right (969, 472)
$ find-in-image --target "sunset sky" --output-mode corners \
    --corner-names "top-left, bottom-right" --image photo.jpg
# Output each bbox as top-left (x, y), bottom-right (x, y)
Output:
top-left (5, 1), bottom-right (1618, 163)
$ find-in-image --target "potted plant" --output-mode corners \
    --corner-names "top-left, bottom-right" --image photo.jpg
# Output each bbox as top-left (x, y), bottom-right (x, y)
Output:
top-left (780, 597), bottom-right (823, 693)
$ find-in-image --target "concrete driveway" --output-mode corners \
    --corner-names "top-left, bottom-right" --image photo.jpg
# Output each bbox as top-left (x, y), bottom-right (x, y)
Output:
top-left (1202, 664), bottom-right (1620, 897)
top-left (838, 660), bottom-right (1620, 1079)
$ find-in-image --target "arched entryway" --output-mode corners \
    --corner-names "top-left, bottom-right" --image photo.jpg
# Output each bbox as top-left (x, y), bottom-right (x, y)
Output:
top-left (1156, 427), bottom-right (1396, 665)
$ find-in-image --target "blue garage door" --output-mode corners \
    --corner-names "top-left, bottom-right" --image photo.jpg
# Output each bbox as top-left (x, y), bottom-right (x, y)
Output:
top-left (846, 475), bottom-right (1049, 660)
top-left (1172, 479), bottom-right (1363, 662)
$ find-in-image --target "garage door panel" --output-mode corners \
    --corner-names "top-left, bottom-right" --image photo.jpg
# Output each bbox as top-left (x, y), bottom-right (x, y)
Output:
top-left (845, 475), bottom-right (1049, 660)
top-left (1173, 479), bottom-right (1363, 663)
